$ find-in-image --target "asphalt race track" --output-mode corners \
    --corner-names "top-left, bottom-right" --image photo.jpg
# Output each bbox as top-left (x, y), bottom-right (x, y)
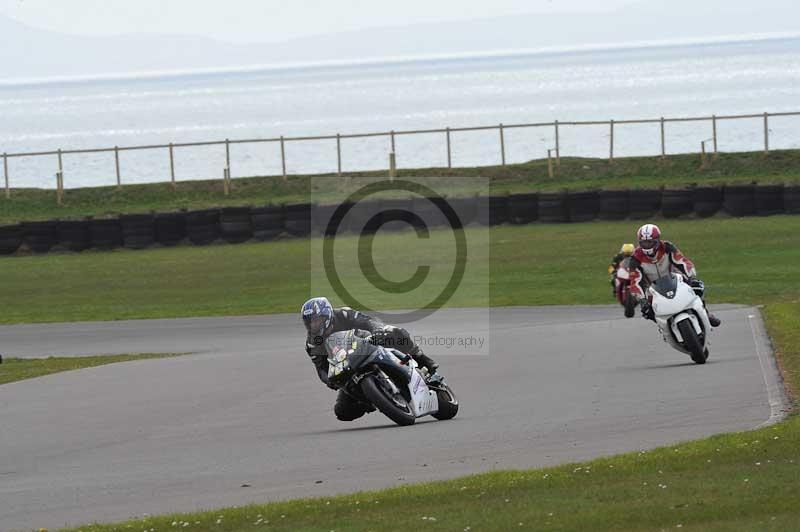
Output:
top-left (0, 305), bottom-right (787, 531)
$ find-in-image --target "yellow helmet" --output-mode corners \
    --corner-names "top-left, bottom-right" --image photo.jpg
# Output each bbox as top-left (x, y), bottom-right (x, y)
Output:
top-left (620, 243), bottom-right (634, 255)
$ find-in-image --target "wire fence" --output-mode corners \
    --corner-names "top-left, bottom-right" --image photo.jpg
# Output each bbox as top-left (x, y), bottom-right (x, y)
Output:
top-left (2, 110), bottom-right (799, 199)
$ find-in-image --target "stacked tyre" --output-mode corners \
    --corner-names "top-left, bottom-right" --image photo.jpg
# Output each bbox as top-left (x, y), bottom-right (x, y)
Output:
top-left (784, 184), bottom-right (800, 214)
top-left (723, 184), bottom-right (756, 217)
top-left (56, 220), bottom-right (91, 251)
top-left (186, 209), bottom-right (220, 245)
top-left (628, 189), bottom-right (661, 219)
top-left (507, 193), bottom-right (538, 224)
top-left (755, 184), bottom-right (784, 216)
top-left (220, 207), bottom-right (252, 243)
top-left (22, 221), bottom-right (58, 253)
top-left (89, 218), bottom-right (123, 250)
top-left (0, 224), bottom-right (23, 255)
top-left (567, 191), bottom-right (599, 222)
top-left (660, 189), bottom-right (693, 219)
top-left (121, 214), bottom-right (156, 250)
top-left (693, 186), bottom-right (723, 218)
top-left (538, 192), bottom-right (568, 223)
top-left (284, 203), bottom-right (312, 237)
top-left (252, 205), bottom-right (284, 241)
top-left (597, 190), bottom-right (629, 220)
top-left (155, 212), bottom-right (186, 246)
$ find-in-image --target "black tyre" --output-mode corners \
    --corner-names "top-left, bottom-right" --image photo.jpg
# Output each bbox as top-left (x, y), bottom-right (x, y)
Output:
top-left (538, 192), bottom-right (568, 223)
top-left (360, 373), bottom-right (416, 426)
top-left (220, 207), bottom-right (252, 243)
top-left (567, 190), bottom-right (599, 222)
top-left (186, 209), bottom-right (220, 245)
top-left (784, 184), bottom-right (800, 214)
top-left (252, 205), bottom-right (284, 240)
top-left (477, 196), bottom-right (510, 226)
top-left (723, 184), bottom-right (755, 217)
top-left (155, 212), bottom-right (186, 246)
top-left (678, 319), bottom-right (707, 364)
top-left (22, 221), bottom-right (58, 253)
top-left (89, 219), bottom-right (123, 250)
top-left (623, 289), bottom-right (636, 318)
top-left (693, 186), bottom-right (723, 218)
top-left (598, 190), bottom-right (629, 220)
top-left (0, 224), bottom-right (23, 255)
top-left (628, 189), bottom-right (661, 219)
top-left (284, 203), bottom-right (312, 237)
top-left (508, 193), bottom-right (538, 224)
top-left (430, 383), bottom-right (459, 421)
top-left (447, 196), bottom-right (477, 228)
top-left (121, 214), bottom-right (156, 250)
top-left (661, 188), bottom-right (693, 218)
top-left (755, 184), bottom-right (784, 216)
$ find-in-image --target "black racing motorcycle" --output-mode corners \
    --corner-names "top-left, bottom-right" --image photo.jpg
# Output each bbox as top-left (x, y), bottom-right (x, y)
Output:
top-left (325, 330), bottom-right (458, 426)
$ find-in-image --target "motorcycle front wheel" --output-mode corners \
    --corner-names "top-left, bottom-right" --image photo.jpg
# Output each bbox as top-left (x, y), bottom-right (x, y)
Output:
top-left (360, 374), bottom-right (416, 426)
top-left (431, 383), bottom-right (459, 420)
top-left (678, 319), bottom-right (708, 364)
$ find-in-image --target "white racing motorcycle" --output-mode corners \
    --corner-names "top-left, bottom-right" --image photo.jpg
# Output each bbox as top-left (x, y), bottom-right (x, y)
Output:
top-left (647, 273), bottom-right (711, 364)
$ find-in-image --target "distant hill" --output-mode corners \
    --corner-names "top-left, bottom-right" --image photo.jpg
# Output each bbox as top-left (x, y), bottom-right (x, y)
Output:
top-left (1, 0), bottom-right (798, 82)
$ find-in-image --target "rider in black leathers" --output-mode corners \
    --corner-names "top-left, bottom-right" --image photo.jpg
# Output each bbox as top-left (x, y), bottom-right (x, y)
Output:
top-left (301, 297), bottom-right (439, 421)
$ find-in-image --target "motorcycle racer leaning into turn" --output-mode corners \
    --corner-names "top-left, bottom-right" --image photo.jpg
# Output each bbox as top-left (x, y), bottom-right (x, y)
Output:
top-left (628, 224), bottom-right (721, 328)
top-left (301, 297), bottom-right (440, 421)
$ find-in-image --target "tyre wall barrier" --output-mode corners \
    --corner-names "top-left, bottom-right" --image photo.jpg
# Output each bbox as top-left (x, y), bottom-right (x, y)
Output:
top-left (22, 220), bottom-right (58, 253)
top-left (784, 184), bottom-right (800, 214)
top-left (567, 190), bottom-right (599, 222)
top-left (447, 196), bottom-right (478, 228)
top-left (186, 209), bottom-right (220, 245)
top-left (56, 220), bottom-right (90, 251)
top-left (342, 200), bottom-right (380, 234)
top-left (660, 188), bottom-right (694, 219)
top-left (723, 184), bottom-right (756, 217)
top-left (121, 214), bottom-right (156, 250)
top-left (284, 203), bottom-right (312, 237)
top-left (413, 196), bottom-right (450, 228)
top-left (155, 212), bottom-right (186, 246)
top-left (379, 198), bottom-right (415, 231)
top-left (597, 190), bottom-right (629, 220)
top-left (508, 193), bottom-right (538, 224)
top-left (538, 192), bottom-right (569, 223)
top-left (0, 224), bottom-right (23, 255)
top-left (693, 186), bottom-right (723, 218)
top-left (89, 218), bottom-right (123, 249)
top-left (628, 189), bottom-right (661, 219)
top-left (252, 205), bottom-right (285, 241)
top-left (755, 184), bottom-right (784, 216)
top-left (220, 206), bottom-right (252, 243)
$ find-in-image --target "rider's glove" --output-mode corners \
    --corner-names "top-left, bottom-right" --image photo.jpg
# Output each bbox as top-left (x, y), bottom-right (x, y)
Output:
top-left (326, 380), bottom-right (339, 391)
top-left (640, 300), bottom-right (655, 321)
top-left (688, 277), bottom-right (705, 297)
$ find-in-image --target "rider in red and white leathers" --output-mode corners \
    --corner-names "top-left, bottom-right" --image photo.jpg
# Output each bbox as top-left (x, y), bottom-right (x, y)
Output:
top-left (628, 223), bottom-right (721, 327)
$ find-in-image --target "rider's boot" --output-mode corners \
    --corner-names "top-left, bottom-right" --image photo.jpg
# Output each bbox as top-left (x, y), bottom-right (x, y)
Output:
top-left (411, 346), bottom-right (439, 373)
top-left (708, 313), bottom-right (721, 328)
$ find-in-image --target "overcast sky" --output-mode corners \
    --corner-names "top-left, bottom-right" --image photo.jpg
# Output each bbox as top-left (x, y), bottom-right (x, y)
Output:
top-left (0, 0), bottom-right (637, 43)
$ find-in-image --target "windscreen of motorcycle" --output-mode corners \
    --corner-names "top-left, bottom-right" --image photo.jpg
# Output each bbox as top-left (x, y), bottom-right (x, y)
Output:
top-left (651, 273), bottom-right (679, 299)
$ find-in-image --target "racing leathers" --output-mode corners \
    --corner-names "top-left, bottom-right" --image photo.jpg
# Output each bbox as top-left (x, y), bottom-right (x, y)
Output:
top-left (628, 241), bottom-right (720, 326)
top-left (305, 307), bottom-right (438, 420)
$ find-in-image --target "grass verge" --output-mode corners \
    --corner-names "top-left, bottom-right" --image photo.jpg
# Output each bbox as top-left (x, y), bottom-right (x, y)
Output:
top-left (0, 215), bottom-right (797, 324)
top-left (1, 148), bottom-right (799, 224)
top-left (0, 353), bottom-right (183, 386)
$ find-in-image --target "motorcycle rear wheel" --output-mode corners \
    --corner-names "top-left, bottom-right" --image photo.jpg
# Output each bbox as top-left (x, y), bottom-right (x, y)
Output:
top-left (360, 374), bottom-right (416, 426)
top-left (678, 319), bottom-right (707, 364)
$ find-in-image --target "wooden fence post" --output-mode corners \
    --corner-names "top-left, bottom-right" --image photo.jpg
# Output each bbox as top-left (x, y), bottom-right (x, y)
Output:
top-left (3, 152), bottom-right (8, 199)
top-left (499, 123), bottom-right (506, 167)
top-left (764, 112), bottom-right (770, 154)
top-left (554, 120), bottom-right (561, 165)
top-left (712, 115), bottom-right (718, 156)
top-left (280, 136), bottom-right (287, 180)
top-left (609, 119), bottom-right (615, 163)
top-left (446, 127), bottom-right (452, 169)
top-left (660, 117), bottom-right (666, 159)
top-left (225, 138), bottom-right (231, 177)
top-left (336, 134), bottom-right (342, 176)
top-left (169, 143), bottom-right (176, 189)
top-left (114, 146), bottom-right (121, 189)
top-left (223, 167), bottom-right (230, 196)
top-left (390, 130), bottom-right (396, 155)
top-left (389, 152), bottom-right (396, 180)
top-left (547, 149), bottom-right (554, 178)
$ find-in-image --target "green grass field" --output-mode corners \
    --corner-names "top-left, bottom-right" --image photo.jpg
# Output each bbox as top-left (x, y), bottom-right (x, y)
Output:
top-left (38, 215), bottom-right (799, 531)
top-left (1, 215), bottom-right (797, 325)
top-left (0, 353), bottom-right (182, 386)
top-left (1, 148), bottom-right (799, 225)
